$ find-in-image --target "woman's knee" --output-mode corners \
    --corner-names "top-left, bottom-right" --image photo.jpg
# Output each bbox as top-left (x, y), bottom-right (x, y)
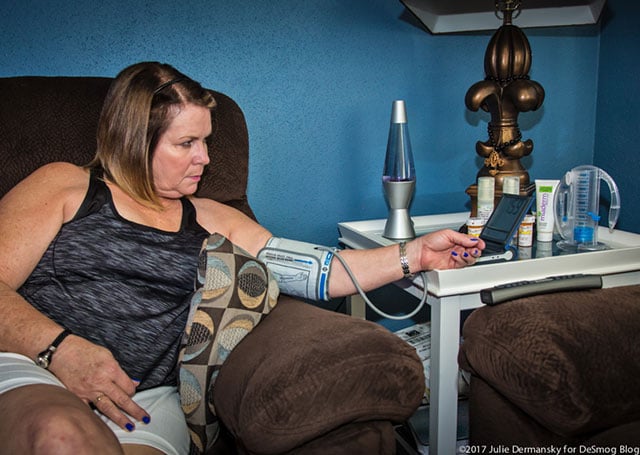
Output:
top-left (0, 384), bottom-right (123, 454)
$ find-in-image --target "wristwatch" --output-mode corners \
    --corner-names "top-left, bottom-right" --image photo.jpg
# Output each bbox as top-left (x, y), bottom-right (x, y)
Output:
top-left (398, 241), bottom-right (414, 279)
top-left (36, 328), bottom-right (72, 369)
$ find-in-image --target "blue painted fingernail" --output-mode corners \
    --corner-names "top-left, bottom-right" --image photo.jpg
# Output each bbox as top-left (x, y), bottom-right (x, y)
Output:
top-left (451, 251), bottom-right (458, 257)
top-left (463, 252), bottom-right (469, 258)
top-left (126, 423), bottom-right (135, 432)
top-left (143, 416), bottom-right (151, 424)
top-left (469, 237), bottom-right (479, 241)
top-left (474, 249), bottom-right (479, 255)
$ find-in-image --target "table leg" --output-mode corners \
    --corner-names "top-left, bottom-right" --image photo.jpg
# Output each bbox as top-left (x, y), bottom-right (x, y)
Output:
top-left (345, 293), bottom-right (366, 319)
top-left (429, 294), bottom-right (462, 454)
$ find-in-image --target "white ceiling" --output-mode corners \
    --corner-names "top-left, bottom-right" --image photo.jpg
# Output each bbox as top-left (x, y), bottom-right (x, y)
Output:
top-left (400, 0), bottom-right (607, 33)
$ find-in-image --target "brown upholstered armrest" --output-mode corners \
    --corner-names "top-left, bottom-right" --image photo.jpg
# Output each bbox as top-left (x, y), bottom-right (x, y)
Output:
top-left (459, 285), bottom-right (640, 437)
top-left (214, 296), bottom-right (424, 454)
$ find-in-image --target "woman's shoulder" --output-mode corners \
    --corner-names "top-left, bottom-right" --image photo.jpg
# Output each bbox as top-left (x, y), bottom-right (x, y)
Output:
top-left (189, 196), bottom-right (234, 228)
top-left (189, 196), bottom-right (272, 256)
top-left (7, 162), bottom-right (88, 193)
top-left (4, 162), bottom-right (90, 222)
top-left (30, 162), bottom-right (88, 180)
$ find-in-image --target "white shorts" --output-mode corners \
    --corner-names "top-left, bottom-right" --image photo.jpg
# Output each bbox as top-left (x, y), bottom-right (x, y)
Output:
top-left (0, 353), bottom-right (190, 455)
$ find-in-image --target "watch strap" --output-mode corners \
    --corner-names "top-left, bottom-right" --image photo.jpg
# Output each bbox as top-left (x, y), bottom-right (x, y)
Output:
top-left (36, 328), bottom-right (72, 369)
top-left (398, 241), bottom-right (414, 279)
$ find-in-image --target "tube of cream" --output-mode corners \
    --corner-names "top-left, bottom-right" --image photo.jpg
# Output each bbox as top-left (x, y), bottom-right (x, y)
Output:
top-left (535, 179), bottom-right (560, 242)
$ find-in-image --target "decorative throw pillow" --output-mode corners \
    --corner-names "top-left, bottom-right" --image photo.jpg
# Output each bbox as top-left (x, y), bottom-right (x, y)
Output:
top-left (178, 233), bottom-right (279, 453)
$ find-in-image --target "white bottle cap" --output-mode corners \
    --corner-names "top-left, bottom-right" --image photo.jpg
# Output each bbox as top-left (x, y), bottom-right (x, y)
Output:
top-left (391, 100), bottom-right (407, 124)
top-left (477, 176), bottom-right (495, 199)
top-left (466, 217), bottom-right (485, 227)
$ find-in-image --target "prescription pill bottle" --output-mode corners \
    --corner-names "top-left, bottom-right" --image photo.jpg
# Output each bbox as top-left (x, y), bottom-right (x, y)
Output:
top-left (518, 214), bottom-right (535, 247)
top-left (502, 176), bottom-right (520, 195)
top-left (466, 217), bottom-right (484, 238)
top-left (477, 177), bottom-right (495, 223)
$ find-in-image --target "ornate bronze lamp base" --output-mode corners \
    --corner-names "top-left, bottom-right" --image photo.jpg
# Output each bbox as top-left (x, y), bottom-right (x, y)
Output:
top-left (465, 0), bottom-right (544, 216)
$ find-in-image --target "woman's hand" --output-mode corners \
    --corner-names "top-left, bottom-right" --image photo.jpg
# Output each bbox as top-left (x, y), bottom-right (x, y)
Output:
top-left (49, 334), bottom-right (150, 432)
top-left (412, 229), bottom-right (485, 271)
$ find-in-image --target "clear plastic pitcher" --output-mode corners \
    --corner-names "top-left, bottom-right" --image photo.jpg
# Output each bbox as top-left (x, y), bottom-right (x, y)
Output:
top-left (554, 165), bottom-right (620, 251)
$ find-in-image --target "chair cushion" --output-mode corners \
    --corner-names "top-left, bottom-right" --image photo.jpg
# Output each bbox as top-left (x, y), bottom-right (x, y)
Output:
top-left (459, 285), bottom-right (640, 437)
top-left (214, 297), bottom-right (425, 454)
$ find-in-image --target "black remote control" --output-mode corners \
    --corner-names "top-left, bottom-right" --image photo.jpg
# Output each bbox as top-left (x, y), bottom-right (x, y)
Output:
top-left (480, 274), bottom-right (603, 305)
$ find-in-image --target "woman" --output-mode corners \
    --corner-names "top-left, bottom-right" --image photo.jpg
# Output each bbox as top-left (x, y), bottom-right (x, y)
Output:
top-left (0, 62), bottom-right (484, 454)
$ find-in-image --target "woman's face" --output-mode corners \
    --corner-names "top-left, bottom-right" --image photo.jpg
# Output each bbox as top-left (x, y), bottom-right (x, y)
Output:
top-left (152, 103), bottom-right (212, 200)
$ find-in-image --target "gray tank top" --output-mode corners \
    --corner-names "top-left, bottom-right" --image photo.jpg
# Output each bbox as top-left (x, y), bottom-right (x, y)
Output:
top-left (18, 169), bottom-right (209, 390)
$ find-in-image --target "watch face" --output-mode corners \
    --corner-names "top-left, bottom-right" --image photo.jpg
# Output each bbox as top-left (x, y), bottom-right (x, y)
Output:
top-left (37, 352), bottom-right (51, 369)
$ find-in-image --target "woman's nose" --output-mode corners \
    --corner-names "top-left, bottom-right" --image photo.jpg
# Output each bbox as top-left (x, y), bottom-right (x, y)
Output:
top-left (194, 141), bottom-right (210, 165)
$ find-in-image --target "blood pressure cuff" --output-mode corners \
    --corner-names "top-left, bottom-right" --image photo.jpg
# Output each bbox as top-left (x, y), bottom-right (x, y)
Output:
top-left (258, 237), bottom-right (334, 301)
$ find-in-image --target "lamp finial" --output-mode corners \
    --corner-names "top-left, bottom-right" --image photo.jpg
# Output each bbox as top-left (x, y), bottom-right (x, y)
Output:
top-left (495, 0), bottom-right (521, 25)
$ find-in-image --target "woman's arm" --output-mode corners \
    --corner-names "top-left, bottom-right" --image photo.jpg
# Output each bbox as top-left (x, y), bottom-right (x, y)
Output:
top-left (327, 229), bottom-right (485, 298)
top-left (193, 197), bottom-right (484, 300)
top-left (0, 163), bottom-right (148, 430)
top-left (0, 163), bottom-right (84, 356)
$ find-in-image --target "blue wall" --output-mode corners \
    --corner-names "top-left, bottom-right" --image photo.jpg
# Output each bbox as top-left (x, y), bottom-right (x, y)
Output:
top-left (594, 0), bottom-right (640, 233)
top-left (4, 0), bottom-right (635, 245)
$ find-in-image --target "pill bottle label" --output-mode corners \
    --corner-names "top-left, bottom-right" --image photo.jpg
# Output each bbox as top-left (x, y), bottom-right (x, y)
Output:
top-left (518, 214), bottom-right (535, 247)
top-left (477, 177), bottom-right (495, 223)
top-left (477, 204), bottom-right (493, 223)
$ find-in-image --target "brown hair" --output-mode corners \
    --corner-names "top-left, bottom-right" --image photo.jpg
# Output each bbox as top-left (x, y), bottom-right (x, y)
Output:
top-left (89, 61), bottom-right (216, 208)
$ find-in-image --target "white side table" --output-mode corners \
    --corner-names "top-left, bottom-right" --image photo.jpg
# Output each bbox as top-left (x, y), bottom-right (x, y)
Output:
top-left (338, 212), bottom-right (640, 454)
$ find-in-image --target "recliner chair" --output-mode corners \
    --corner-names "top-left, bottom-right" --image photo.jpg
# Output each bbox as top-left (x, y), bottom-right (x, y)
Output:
top-left (0, 75), bottom-right (425, 454)
top-left (459, 285), bottom-right (640, 448)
